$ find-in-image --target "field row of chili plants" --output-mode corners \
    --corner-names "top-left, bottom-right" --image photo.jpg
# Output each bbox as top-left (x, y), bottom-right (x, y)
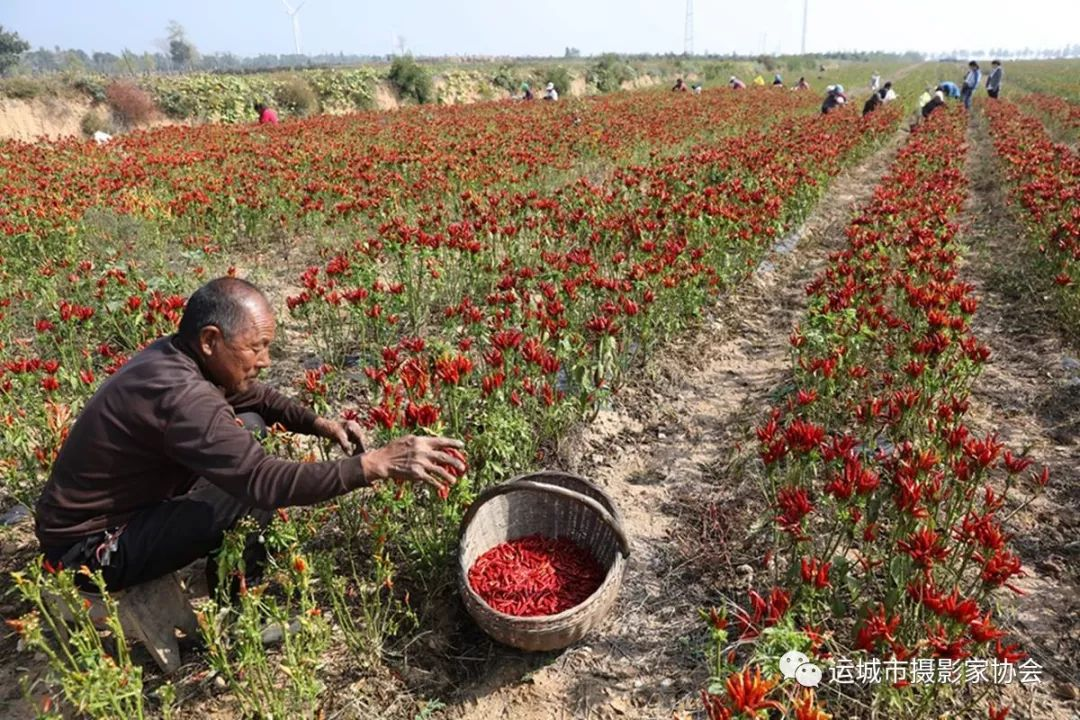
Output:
top-left (1015, 93), bottom-right (1080, 144)
top-left (1007, 60), bottom-right (1080, 103)
top-left (0, 88), bottom-right (814, 255)
top-left (1, 90), bottom-right (901, 717)
top-left (700, 108), bottom-right (1049, 720)
top-left (983, 99), bottom-right (1080, 339)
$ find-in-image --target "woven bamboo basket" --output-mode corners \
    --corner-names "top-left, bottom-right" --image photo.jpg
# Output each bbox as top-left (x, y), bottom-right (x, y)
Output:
top-left (457, 470), bottom-right (630, 652)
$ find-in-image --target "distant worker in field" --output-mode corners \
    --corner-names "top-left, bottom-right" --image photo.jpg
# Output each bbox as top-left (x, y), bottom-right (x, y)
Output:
top-left (821, 84), bottom-right (847, 114)
top-left (729, 75), bottom-right (747, 90)
top-left (870, 71), bottom-right (881, 92)
top-left (937, 81), bottom-right (961, 99)
top-left (961, 60), bottom-right (981, 110)
top-left (772, 73), bottom-right (784, 87)
top-left (922, 88), bottom-right (946, 119)
top-left (878, 81), bottom-right (898, 103)
top-left (986, 60), bottom-right (1003, 99)
top-left (692, 83), bottom-right (703, 95)
top-left (918, 86), bottom-right (934, 109)
top-left (753, 74), bottom-right (766, 86)
top-left (521, 82), bottom-right (534, 101)
top-left (543, 82), bottom-right (559, 101)
top-left (794, 76), bottom-right (810, 91)
top-left (672, 77), bottom-right (688, 92)
top-left (254, 102), bottom-right (279, 125)
top-left (862, 91), bottom-right (883, 116)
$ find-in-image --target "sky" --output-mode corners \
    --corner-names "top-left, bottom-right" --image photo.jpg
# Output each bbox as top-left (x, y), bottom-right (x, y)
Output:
top-left (1, 0), bottom-right (1077, 58)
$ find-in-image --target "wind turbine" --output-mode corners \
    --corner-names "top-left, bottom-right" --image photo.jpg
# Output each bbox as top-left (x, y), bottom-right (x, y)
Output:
top-left (281, 0), bottom-right (309, 55)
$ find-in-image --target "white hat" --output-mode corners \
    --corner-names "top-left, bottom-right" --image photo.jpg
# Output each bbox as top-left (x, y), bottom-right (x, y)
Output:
top-left (546, 82), bottom-right (554, 90)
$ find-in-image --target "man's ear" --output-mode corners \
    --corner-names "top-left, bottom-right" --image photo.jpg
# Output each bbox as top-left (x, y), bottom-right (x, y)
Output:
top-left (198, 325), bottom-right (223, 357)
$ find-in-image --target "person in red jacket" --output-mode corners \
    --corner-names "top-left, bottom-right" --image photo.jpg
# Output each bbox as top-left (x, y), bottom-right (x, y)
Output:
top-left (254, 102), bottom-right (279, 125)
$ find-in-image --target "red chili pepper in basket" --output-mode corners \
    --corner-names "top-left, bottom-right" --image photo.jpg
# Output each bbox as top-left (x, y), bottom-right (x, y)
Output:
top-left (468, 534), bottom-right (604, 617)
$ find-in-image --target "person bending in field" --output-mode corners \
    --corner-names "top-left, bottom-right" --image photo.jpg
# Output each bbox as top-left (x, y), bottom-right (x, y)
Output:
top-left (543, 82), bottom-right (559, 101)
top-left (878, 81), bottom-right (897, 103)
top-left (862, 91), bottom-right (883, 116)
top-left (34, 277), bottom-right (464, 593)
top-left (794, 77), bottom-right (810, 91)
top-left (938, 81), bottom-right (961, 100)
top-left (254, 102), bottom-right (279, 125)
top-left (986, 60), bottom-right (1003, 99)
top-left (821, 85), bottom-right (847, 114)
top-left (729, 75), bottom-right (747, 90)
top-left (921, 89), bottom-right (946, 119)
top-left (672, 77), bottom-right (688, 92)
top-left (918, 86), bottom-right (934, 110)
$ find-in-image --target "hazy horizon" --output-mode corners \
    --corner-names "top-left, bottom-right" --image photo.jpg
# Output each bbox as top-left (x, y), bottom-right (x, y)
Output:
top-left (3, 0), bottom-right (1078, 59)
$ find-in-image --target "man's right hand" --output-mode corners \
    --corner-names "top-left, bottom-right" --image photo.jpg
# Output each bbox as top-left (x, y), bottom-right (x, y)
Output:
top-left (360, 435), bottom-right (466, 493)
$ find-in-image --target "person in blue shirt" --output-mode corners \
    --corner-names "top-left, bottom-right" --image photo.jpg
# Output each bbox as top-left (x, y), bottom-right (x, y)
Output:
top-left (938, 81), bottom-right (961, 99)
top-left (960, 61), bottom-right (981, 110)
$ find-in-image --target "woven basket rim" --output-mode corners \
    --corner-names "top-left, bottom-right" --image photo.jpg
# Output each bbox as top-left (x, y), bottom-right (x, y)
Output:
top-left (457, 471), bottom-right (627, 626)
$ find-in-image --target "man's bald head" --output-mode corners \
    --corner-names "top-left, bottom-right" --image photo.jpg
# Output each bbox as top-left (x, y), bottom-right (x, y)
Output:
top-left (177, 277), bottom-right (272, 344)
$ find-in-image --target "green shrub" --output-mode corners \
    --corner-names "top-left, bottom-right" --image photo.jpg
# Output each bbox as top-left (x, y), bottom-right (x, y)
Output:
top-left (546, 66), bottom-right (572, 98)
top-left (72, 75), bottom-right (107, 103)
top-left (153, 83), bottom-right (199, 119)
top-left (274, 74), bottom-right (319, 117)
top-left (701, 62), bottom-right (739, 81)
top-left (146, 74), bottom-right (274, 123)
top-left (0, 75), bottom-right (42, 99)
top-left (387, 55), bottom-right (434, 105)
top-left (80, 109), bottom-right (112, 136)
top-left (491, 64), bottom-right (519, 94)
top-left (588, 54), bottom-right (636, 93)
top-left (305, 68), bottom-right (377, 112)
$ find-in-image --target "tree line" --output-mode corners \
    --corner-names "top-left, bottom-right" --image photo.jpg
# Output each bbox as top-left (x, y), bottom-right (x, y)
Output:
top-left (2, 22), bottom-right (1078, 79)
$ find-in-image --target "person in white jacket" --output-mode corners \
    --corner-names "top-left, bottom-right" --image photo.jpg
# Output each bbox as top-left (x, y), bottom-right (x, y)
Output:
top-left (543, 82), bottom-right (559, 101)
top-left (877, 81), bottom-right (898, 103)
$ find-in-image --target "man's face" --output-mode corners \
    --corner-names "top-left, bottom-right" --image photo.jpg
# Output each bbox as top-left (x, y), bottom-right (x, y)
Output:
top-left (199, 297), bottom-right (276, 394)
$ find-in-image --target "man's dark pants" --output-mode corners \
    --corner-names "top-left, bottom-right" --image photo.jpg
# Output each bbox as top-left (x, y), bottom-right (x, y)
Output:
top-left (42, 413), bottom-right (274, 594)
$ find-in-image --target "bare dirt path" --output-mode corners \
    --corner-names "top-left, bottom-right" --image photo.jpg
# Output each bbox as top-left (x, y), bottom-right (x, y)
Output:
top-left (441, 126), bottom-right (913, 720)
top-left (959, 112), bottom-right (1080, 718)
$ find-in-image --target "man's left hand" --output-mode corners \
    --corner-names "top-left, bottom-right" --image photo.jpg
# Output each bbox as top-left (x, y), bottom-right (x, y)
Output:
top-left (313, 417), bottom-right (366, 455)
